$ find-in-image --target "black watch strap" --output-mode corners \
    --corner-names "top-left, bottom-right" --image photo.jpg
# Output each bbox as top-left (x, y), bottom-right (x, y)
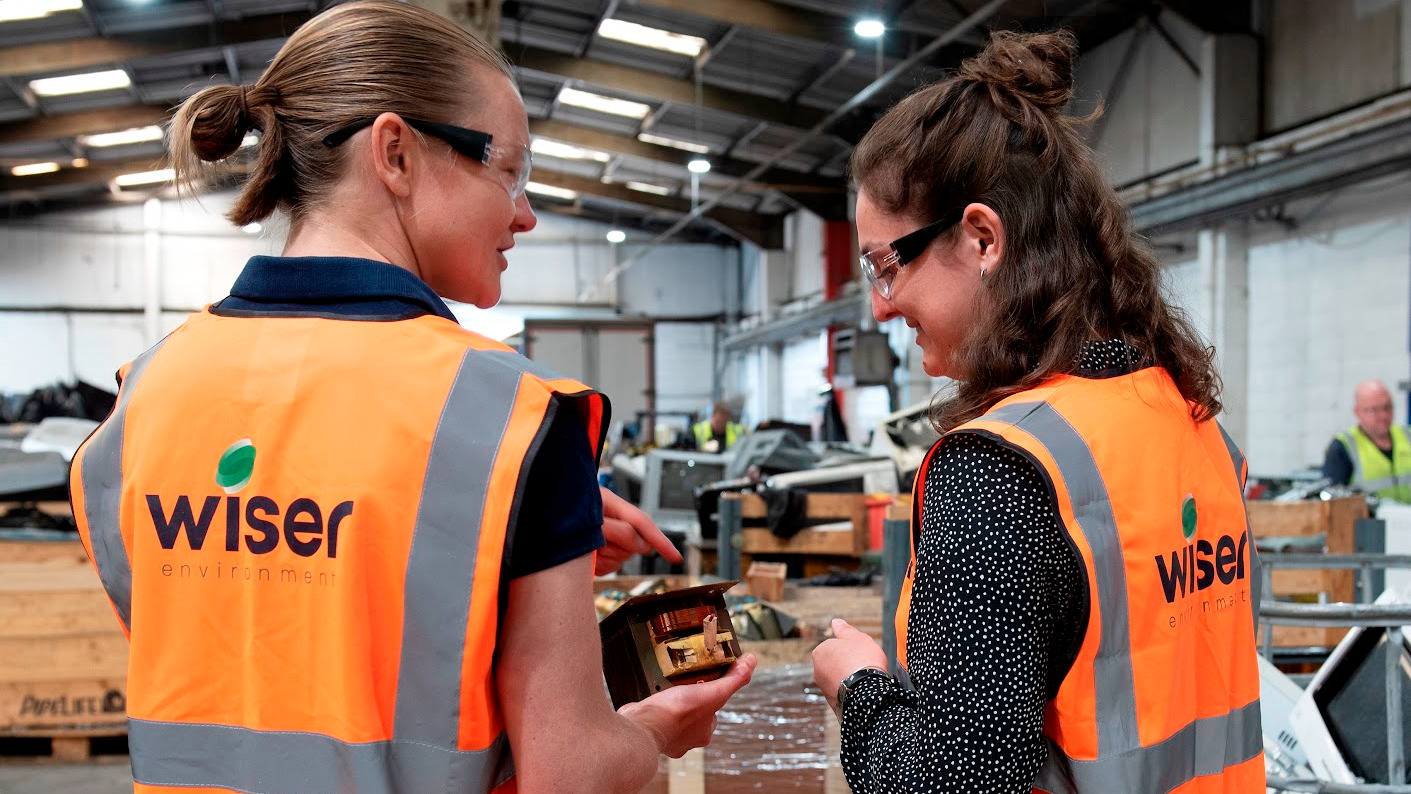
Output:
top-left (836, 666), bottom-right (891, 719)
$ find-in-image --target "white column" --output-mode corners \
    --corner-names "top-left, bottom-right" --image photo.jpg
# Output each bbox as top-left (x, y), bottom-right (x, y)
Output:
top-left (1197, 33), bottom-right (1258, 170)
top-left (143, 198), bottom-right (163, 347)
top-left (1197, 222), bottom-right (1250, 446)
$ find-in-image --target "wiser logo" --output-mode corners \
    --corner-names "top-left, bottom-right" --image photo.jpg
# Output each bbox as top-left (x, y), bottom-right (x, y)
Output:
top-left (216, 439), bottom-right (256, 494)
top-left (1153, 496), bottom-right (1248, 604)
top-left (145, 438), bottom-right (353, 558)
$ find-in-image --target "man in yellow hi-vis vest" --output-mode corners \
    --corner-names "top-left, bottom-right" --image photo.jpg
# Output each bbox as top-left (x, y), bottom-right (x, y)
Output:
top-left (1323, 379), bottom-right (1411, 502)
top-left (693, 402), bottom-right (746, 453)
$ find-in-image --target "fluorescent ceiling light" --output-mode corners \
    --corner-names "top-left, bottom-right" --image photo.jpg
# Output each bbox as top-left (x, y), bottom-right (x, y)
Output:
top-left (29, 69), bottom-right (131, 97)
top-left (525, 182), bottom-right (578, 200)
top-left (606, 229), bottom-right (627, 244)
top-left (854, 19), bottom-right (885, 38)
top-left (597, 18), bottom-right (706, 57)
top-left (11, 162), bottom-right (60, 176)
top-left (0, 0), bottom-right (83, 23)
top-left (626, 181), bottom-right (673, 196)
top-left (687, 158), bottom-right (711, 174)
top-left (77, 125), bottom-right (163, 148)
top-left (636, 132), bottom-right (710, 154)
top-left (531, 138), bottom-right (611, 163)
top-left (114, 168), bottom-right (174, 187)
top-left (558, 87), bottom-right (650, 119)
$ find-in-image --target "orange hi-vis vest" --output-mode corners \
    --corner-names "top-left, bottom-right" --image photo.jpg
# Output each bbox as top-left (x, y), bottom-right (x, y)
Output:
top-left (895, 369), bottom-right (1264, 794)
top-left (70, 308), bottom-right (606, 794)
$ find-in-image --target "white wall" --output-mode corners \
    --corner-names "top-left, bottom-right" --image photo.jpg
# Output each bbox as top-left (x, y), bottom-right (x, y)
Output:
top-left (0, 191), bottom-right (740, 395)
top-left (1265, 0), bottom-right (1405, 132)
top-left (1158, 178), bottom-right (1411, 477)
top-left (654, 321), bottom-right (717, 415)
top-left (1073, 10), bottom-right (1202, 186)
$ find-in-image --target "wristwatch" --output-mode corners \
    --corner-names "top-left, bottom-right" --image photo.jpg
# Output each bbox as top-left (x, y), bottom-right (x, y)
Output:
top-left (834, 666), bottom-right (891, 719)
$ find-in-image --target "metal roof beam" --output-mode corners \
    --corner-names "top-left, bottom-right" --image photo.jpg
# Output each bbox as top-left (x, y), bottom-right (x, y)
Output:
top-left (512, 44), bottom-right (827, 130)
top-left (628, 0), bottom-right (986, 50)
top-left (532, 167), bottom-right (784, 248)
top-left (528, 118), bottom-right (846, 219)
top-left (0, 11), bottom-right (311, 80)
top-left (1128, 115), bottom-right (1411, 236)
top-left (0, 103), bottom-right (172, 146)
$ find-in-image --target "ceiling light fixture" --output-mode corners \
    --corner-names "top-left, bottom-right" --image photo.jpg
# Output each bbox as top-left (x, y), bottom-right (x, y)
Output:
top-left (525, 182), bottom-right (578, 200)
top-left (636, 132), bottom-right (711, 154)
top-left (558, 87), bottom-right (651, 119)
top-left (531, 138), bottom-right (611, 163)
top-left (0, 0), bottom-right (83, 23)
top-left (11, 162), bottom-right (60, 176)
top-left (625, 181), bottom-right (673, 196)
top-left (29, 69), bottom-right (132, 97)
top-left (70, 157), bottom-right (88, 168)
top-left (854, 19), bottom-right (885, 38)
top-left (687, 158), bottom-right (711, 174)
top-left (114, 168), bottom-right (174, 187)
top-left (606, 229), bottom-right (627, 244)
top-left (77, 125), bottom-right (163, 148)
top-left (597, 18), bottom-right (706, 57)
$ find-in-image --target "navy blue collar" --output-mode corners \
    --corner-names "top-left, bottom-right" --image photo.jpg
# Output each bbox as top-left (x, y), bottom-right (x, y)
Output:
top-left (217, 256), bottom-right (458, 322)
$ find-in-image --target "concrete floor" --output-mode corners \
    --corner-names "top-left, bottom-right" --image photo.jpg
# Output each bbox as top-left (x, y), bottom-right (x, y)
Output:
top-left (0, 762), bottom-right (132, 794)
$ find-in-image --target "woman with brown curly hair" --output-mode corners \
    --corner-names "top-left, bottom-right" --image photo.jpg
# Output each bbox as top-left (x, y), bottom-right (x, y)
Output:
top-left (812, 29), bottom-right (1264, 794)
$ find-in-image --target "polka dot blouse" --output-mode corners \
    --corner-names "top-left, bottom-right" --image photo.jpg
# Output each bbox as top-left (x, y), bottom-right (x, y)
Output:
top-left (838, 340), bottom-right (1145, 794)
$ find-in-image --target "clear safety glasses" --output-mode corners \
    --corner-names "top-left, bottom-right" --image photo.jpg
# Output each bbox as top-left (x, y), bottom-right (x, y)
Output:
top-left (323, 116), bottom-right (533, 201)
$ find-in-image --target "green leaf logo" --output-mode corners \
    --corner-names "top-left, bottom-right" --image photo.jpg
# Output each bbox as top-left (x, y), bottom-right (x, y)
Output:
top-left (216, 439), bottom-right (256, 494)
top-left (1181, 493), bottom-right (1198, 542)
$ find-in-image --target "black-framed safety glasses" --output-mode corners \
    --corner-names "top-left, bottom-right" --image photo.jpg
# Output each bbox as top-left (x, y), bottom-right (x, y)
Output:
top-left (322, 116), bottom-right (533, 201)
top-left (859, 207), bottom-right (965, 300)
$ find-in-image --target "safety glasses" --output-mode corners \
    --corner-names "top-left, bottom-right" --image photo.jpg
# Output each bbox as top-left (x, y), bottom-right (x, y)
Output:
top-left (859, 208), bottom-right (964, 300)
top-left (322, 116), bottom-right (533, 201)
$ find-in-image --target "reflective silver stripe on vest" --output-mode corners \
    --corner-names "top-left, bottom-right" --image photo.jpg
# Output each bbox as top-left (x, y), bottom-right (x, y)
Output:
top-left (984, 401), bottom-right (1141, 755)
top-left (393, 348), bottom-right (529, 789)
top-left (130, 718), bottom-right (511, 794)
top-left (78, 341), bottom-right (167, 632)
top-left (1216, 423), bottom-right (1261, 638)
top-left (1033, 699), bottom-right (1263, 794)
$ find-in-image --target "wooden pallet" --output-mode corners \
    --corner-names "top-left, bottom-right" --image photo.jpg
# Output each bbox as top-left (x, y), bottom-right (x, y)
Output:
top-left (0, 540), bottom-right (131, 735)
top-left (0, 725), bottom-right (128, 764)
top-left (1248, 496), bottom-right (1365, 647)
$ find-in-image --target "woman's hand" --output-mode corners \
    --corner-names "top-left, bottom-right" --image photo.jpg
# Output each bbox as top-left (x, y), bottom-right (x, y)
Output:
top-left (618, 653), bottom-right (758, 757)
top-left (597, 486), bottom-right (685, 575)
top-left (812, 619), bottom-right (890, 712)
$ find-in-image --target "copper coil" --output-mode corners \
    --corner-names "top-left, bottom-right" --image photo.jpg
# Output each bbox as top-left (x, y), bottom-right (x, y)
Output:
top-left (650, 605), bottom-right (717, 636)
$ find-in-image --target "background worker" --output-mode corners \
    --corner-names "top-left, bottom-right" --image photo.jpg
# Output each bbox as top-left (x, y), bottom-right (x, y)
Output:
top-left (694, 401), bottom-right (746, 452)
top-left (69, 4), bottom-right (752, 793)
top-left (810, 30), bottom-right (1263, 794)
top-left (1322, 379), bottom-right (1411, 502)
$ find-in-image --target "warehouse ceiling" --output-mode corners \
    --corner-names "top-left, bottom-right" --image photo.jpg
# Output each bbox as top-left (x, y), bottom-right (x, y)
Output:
top-left (0, 0), bottom-right (1248, 245)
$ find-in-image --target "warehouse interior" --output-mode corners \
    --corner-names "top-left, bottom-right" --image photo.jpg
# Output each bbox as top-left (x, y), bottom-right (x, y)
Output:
top-left (1, 0), bottom-right (1410, 791)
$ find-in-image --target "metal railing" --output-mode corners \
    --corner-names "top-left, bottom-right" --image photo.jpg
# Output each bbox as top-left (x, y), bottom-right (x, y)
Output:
top-left (1259, 553), bottom-right (1411, 793)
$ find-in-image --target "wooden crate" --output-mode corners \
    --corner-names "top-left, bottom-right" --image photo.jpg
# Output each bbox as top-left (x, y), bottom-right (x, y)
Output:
top-left (726, 493), bottom-right (869, 579)
top-left (1248, 496), bottom-right (1365, 647)
top-left (0, 541), bottom-right (128, 733)
top-left (735, 493), bottom-right (867, 557)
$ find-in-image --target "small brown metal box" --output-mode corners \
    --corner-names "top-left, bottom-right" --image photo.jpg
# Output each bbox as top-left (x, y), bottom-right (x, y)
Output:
top-left (599, 581), bottom-right (742, 708)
